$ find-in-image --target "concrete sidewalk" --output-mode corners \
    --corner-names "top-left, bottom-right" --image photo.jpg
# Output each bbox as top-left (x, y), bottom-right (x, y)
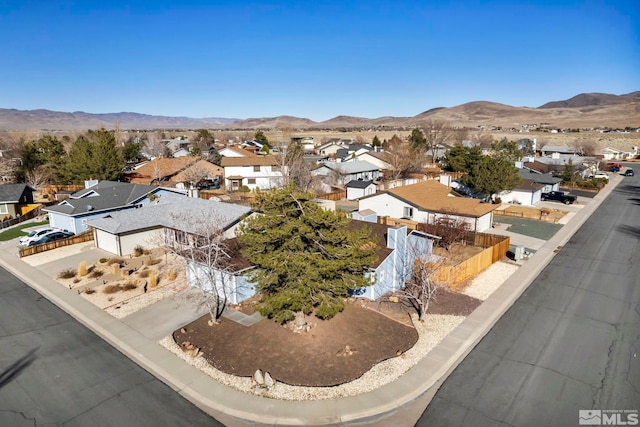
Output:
top-left (0, 173), bottom-right (623, 426)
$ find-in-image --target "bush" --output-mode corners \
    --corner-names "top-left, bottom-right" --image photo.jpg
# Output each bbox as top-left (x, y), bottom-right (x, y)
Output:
top-left (145, 258), bottom-right (161, 266)
top-left (57, 269), bottom-right (76, 279)
top-left (167, 270), bottom-right (176, 281)
top-left (133, 245), bottom-right (144, 257)
top-left (493, 197), bottom-right (502, 204)
top-left (122, 281), bottom-right (137, 291)
top-left (99, 258), bottom-right (108, 264)
top-left (137, 270), bottom-right (151, 278)
top-left (107, 257), bottom-right (124, 266)
top-left (540, 207), bottom-right (552, 215)
top-left (85, 289), bottom-right (96, 295)
top-left (103, 284), bottom-right (121, 294)
top-left (88, 269), bottom-right (104, 278)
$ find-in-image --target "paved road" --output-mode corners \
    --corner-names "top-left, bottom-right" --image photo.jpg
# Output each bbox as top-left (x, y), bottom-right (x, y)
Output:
top-left (0, 266), bottom-right (223, 427)
top-left (417, 173), bottom-right (640, 426)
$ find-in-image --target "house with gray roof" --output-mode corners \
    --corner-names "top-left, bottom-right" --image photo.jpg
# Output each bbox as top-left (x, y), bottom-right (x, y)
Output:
top-left (0, 184), bottom-right (35, 219)
top-left (517, 168), bottom-right (562, 193)
top-left (86, 194), bottom-right (251, 256)
top-left (43, 180), bottom-right (186, 234)
top-left (311, 160), bottom-right (381, 185)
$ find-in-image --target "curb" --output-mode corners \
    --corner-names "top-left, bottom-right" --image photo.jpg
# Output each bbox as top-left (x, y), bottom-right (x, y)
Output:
top-left (0, 174), bottom-right (622, 426)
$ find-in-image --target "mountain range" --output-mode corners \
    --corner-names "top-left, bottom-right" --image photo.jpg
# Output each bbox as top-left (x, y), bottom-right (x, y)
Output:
top-left (1, 91), bottom-right (638, 131)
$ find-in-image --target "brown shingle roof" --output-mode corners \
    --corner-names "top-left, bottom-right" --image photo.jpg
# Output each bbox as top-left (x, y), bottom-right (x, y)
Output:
top-left (129, 157), bottom-right (197, 185)
top-left (221, 155), bottom-right (278, 167)
top-left (387, 180), bottom-right (497, 217)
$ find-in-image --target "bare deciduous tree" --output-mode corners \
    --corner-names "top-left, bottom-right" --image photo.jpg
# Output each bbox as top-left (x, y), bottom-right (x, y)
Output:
top-left (161, 214), bottom-right (244, 324)
top-left (418, 213), bottom-right (471, 251)
top-left (144, 131), bottom-right (165, 159)
top-left (181, 158), bottom-right (210, 188)
top-left (25, 167), bottom-right (51, 189)
top-left (419, 120), bottom-right (454, 164)
top-left (384, 138), bottom-right (420, 180)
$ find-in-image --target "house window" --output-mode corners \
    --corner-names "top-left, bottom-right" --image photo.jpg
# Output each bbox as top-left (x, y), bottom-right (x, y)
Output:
top-left (175, 230), bottom-right (189, 245)
top-left (253, 166), bottom-right (261, 172)
top-left (403, 207), bottom-right (414, 218)
top-left (247, 178), bottom-right (256, 185)
top-left (0, 204), bottom-right (8, 214)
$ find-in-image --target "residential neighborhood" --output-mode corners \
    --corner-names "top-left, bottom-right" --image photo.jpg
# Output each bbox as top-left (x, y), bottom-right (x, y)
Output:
top-left (0, 122), bottom-right (638, 427)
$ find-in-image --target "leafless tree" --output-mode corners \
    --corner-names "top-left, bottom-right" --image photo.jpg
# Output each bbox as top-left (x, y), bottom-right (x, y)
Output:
top-left (25, 167), bottom-right (50, 189)
top-left (384, 138), bottom-right (420, 180)
top-left (418, 213), bottom-right (471, 251)
top-left (395, 231), bottom-right (445, 321)
top-left (0, 156), bottom-right (17, 182)
top-left (271, 135), bottom-right (313, 191)
top-left (181, 158), bottom-right (210, 188)
top-left (161, 214), bottom-right (243, 324)
top-left (144, 131), bottom-right (165, 159)
top-left (419, 120), bottom-right (454, 164)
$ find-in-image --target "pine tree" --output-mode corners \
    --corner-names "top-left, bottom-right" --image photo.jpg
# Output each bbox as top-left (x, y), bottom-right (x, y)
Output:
top-left (59, 129), bottom-right (123, 183)
top-left (236, 186), bottom-right (376, 323)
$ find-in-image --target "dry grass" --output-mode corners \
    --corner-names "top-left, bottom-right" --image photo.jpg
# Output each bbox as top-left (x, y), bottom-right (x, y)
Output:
top-left (498, 205), bottom-right (567, 223)
top-left (57, 268), bottom-right (76, 279)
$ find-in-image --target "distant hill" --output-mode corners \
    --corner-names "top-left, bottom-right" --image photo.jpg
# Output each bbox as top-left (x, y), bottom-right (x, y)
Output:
top-left (539, 91), bottom-right (640, 109)
top-left (1, 91), bottom-right (638, 131)
top-left (0, 109), bottom-right (238, 131)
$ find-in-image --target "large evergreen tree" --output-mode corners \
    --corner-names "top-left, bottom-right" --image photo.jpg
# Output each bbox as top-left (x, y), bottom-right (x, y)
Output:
top-left (19, 135), bottom-right (66, 182)
top-left (460, 155), bottom-right (522, 197)
top-left (59, 129), bottom-right (122, 183)
top-left (236, 186), bottom-right (376, 323)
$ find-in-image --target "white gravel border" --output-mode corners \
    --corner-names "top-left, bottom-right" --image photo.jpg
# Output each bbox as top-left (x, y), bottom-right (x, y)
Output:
top-left (462, 260), bottom-right (519, 300)
top-left (158, 313), bottom-right (464, 401)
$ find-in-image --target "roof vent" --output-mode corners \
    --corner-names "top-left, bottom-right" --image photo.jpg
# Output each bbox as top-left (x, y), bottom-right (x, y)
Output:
top-left (86, 205), bottom-right (93, 211)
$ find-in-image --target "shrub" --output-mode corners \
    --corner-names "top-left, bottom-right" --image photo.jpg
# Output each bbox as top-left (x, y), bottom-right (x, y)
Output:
top-left (85, 289), bottom-right (96, 295)
top-left (99, 258), bottom-right (108, 264)
top-left (88, 269), bottom-right (104, 278)
top-left (493, 197), bottom-right (502, 204)
top-left (57, 269), bottom-right (77, 279)
top-left (540, 207), bottom-right (552, 215)
top-left (78, 261), bottom-right (88, 277)
top-left (122, 281), bottom-right (137, 291)
top-left (133, 245), bottom-right (144, 257)
top-left (145, 258), bottom-right (161, 266)
top-left (103, 284), bottom-right (121, 294)
top-left (167, 270), bottom-right (176, 281)
top-left (111, 263), bottom-right (121, 275)
top-left (137, 270), bottom-right (151, 278)
top-left (107, 257), bottom-right (124, 266)
top-left (73, 278), bottom-right (81, 284)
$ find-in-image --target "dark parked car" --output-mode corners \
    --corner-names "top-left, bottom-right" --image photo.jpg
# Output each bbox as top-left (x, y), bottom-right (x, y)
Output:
top-left (197, 178), bottom-right (220, 190)
top-left (625, 168), bottom-right (634, 176)
top-left (29, 230), bottom-right (74, 246)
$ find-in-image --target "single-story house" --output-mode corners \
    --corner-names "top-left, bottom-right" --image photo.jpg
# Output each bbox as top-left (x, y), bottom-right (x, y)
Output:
top-left (343, 150), bottom-right (393, 171)
top-left (85, 194), bottom-right (251, 256)
top-left (497, 179), bottom-right (545, 206)
top-left (128, 157), bottom-right (223, 187)
top-left (358, 180), bottom-right (498, 232)
top-left (44, 180), bottom-right (187, 234)
top-left (346, 180), bottom-right (376, 200)
top-left (311, 160), bottom-right (381, 186)
top-left (517, 168), bottom-right (562, 193)
top-left (0, 183), bottom-right (35, 219)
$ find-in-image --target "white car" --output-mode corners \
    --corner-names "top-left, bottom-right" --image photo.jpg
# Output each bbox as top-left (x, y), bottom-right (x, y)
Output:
top-left (19, 227), bottom-right (61, 246)
top-left (589, 172), bottom-right (608, 180)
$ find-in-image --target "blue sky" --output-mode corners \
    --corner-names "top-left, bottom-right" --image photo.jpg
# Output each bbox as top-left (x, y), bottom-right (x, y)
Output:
top-left (1, 0), bottom-right (638, 121)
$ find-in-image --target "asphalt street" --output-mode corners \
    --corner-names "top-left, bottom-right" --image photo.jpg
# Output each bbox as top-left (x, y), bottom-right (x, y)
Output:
top-left (417, 173), bottom-right (640, 425)
top-left (0, 266), bottom-right (222, 427)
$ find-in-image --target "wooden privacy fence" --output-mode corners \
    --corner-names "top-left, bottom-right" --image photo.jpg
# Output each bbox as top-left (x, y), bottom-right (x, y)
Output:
top-left (493, 209), bottom-right (560, 223)
top-left (19, 230), bottom-right (94, 258)
top-left (433, 232), bottom-right (510, 286)
top-left (317, 190), bottom-right (347, 201)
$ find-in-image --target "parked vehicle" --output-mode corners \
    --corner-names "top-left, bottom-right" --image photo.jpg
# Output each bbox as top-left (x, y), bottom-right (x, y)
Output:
top-left (589, 172), bottom-right (609, 180)
top-left (625, 168), bottom-right (635, 176)
top-left (606, 162), bottom-right (623, 170)
top-left (197, 178), bottom-right (220, 190)
top-left (19, 227), bottom-right (61, 246)
top-left (541, 191), bottom-right (577, 205)
top-left (608, 166), bottom-right (620, 172)
top-left (28, 230), bottom-right (74, 246)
